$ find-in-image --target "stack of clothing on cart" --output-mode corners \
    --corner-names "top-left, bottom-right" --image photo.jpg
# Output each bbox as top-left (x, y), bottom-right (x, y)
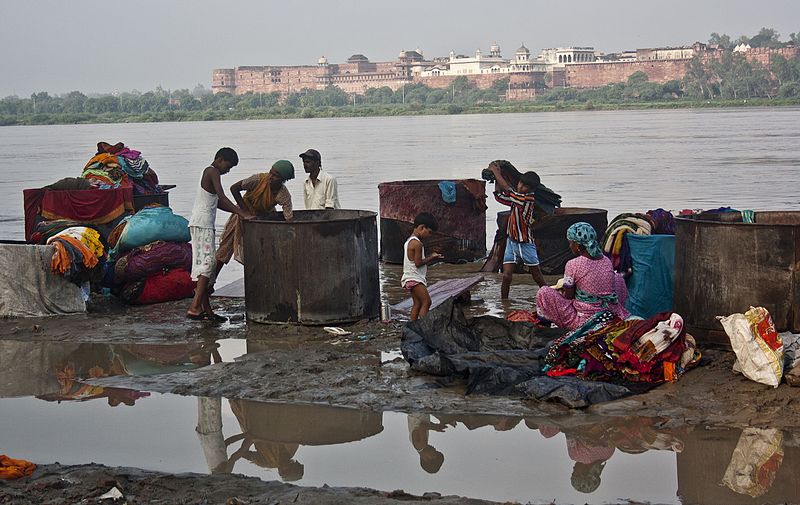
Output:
top-left (24, 179), bottom-right (133, 244)
top-left (542, 310), bottom-right (701, 384)
top-left (105, 205), bottom-right (194, 305)
top-left (83, 141), bottom-right (163, 195)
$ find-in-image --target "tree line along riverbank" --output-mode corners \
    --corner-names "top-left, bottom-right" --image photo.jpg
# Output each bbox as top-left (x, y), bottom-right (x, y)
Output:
top-left (2, 51), bottom-right (799, 127)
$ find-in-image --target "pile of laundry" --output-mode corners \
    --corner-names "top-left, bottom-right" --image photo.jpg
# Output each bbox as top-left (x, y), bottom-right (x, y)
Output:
top-left (25, 141), bottom-right (165, 245)
top-left (543, 310), bottom-right (701, 384)
top-left (401, 299), bottom-right (696, 408)
top-left (22, 141), bottom-right (194, 306)
top-left (105, 206), bottom-right (194, 305)
top-left (47, 226), bottom-right (106, 286)
top-left (83, 141), bottom-right (163, 195)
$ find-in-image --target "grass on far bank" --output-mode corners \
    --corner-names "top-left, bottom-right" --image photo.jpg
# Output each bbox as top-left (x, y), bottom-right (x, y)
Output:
top-left (1, 97), bottom-right (799, 126)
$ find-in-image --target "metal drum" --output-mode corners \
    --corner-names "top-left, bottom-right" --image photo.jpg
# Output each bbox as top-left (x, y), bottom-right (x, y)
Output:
top-left (242, 210), bottom-right (380, 324)
top-left (379, 179), bottom-right (486, 264)
top-left (674, 211), bottom-right (800, 344)
top-left (482, 207), bottom-right (608, 275)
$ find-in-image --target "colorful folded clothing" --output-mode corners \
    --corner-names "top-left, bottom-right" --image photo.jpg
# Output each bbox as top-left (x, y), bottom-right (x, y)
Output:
top-left (114, 241), bottom-right (192, 284)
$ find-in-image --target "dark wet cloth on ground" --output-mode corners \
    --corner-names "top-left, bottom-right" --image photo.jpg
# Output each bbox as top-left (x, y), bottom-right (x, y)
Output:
top-left (401, 300), bottom-right (641, 408)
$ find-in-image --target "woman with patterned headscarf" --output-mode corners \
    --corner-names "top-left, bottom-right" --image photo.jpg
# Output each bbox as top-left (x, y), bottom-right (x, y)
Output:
top-left (535, 222), bottom-right (629, 330)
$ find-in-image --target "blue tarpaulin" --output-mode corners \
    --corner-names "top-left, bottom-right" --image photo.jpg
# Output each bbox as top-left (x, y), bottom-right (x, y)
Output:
top-left (625, 234), bottom-right (675, 319)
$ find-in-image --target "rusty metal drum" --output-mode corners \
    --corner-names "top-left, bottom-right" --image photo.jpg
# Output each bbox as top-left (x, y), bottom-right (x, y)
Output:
top-left (482, 207), bottom-right (608, 275)
top-left (379, 180), bottom-right (486, 264)
top-left (674, 211), bottom-right (800, 344)
top-left (242, 210), bottom-right (380, 324)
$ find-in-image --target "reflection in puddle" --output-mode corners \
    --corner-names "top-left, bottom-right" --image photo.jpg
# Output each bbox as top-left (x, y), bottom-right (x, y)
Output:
top-left (2, 337), bottom-right (800, 503)
top-left (0, 339), bottom-right (246, 404)
top-left (4, 388), bottom-right (800, 504)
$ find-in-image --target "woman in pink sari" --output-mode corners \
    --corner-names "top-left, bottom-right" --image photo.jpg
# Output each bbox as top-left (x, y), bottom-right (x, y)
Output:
top-left (536, 222), bottom-right (629, 330)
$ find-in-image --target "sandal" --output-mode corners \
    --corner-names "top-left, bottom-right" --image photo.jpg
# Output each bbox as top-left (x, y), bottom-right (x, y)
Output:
top-left (186, 312), bottom-right (228, 323)
top-left (204, 312), bottom-right (228, 323)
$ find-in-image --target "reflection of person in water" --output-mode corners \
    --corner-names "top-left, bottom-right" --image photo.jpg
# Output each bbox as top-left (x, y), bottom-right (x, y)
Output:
top-left (534, 416), bottom-right (687, 495)
top-left (566, 430), bottom-right (615, 494)
top-left (407, 413), bottom-right (445, 474)
top-left (536, 421), bottom-right (614, 494)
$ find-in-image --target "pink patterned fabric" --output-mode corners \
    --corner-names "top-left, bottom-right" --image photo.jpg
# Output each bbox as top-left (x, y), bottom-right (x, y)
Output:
top-left (536, 255), bottom-right (629, 330)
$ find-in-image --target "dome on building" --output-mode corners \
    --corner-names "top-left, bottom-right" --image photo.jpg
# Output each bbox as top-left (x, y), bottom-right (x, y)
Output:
top-left (318, 56), bottom-right (328, 65)
top-left (490, 42), bottom-right (500, 53)
top-left (516, 43), bottom-right (530, 54)
top-left (347, 54), bottom-right (369, 62)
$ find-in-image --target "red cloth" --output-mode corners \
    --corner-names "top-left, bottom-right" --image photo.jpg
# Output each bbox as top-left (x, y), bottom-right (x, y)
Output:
top-left (24, 187), bottom-right (133, 242)
top-left (506, 310), bottom-right (540, 323)
top-left (132, 268), bottom-right (195, 305)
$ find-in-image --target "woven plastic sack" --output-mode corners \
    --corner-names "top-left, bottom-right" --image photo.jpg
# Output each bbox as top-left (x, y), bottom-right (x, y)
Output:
top-left (110, 206), bottom-right (190, 257)
top-left (718, 306), bottom-right (784, 388)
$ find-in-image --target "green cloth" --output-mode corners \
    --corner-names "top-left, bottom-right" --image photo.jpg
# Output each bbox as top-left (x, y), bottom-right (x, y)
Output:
top-left (575, 288), bottom-right (619, 307)
top-left (272, 159), bottom-right (295, 181)
top-left (567, 222), bottom-right (603, 259)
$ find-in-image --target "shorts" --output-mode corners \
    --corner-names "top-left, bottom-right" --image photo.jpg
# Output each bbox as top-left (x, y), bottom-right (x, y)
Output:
top-left (190, 226), bottom-right (217, 282)
top-left (503, 238), bottom-right (539, 266)
top-left (403, 280), bottom-right (423, 292)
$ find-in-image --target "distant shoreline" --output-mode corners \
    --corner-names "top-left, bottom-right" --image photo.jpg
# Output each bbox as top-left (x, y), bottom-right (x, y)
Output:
top-left (2, 98), bottom-right (799, 126)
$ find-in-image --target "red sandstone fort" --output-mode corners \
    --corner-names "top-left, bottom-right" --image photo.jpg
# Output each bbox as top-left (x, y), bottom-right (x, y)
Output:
top-left (212, 42), bottom-right (798, 100)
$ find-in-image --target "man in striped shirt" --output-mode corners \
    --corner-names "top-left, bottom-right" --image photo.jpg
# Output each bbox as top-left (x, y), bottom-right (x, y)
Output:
top-left (488, 162), bottom-right (546, 299)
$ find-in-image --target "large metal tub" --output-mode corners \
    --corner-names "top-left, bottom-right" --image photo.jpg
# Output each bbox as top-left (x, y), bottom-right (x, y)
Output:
top-left (674, 211), bottom-right (800, 344)
top-left (379, 179), bottom-right (486, 264)
top-left (482, 207), bottom-right (608, 275)
top-left (242, 210), bottom-right (380, 324)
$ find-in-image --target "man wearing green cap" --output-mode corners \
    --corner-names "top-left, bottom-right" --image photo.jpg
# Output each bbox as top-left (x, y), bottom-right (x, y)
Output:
top-left (214, 160), bottom-right (295, 279)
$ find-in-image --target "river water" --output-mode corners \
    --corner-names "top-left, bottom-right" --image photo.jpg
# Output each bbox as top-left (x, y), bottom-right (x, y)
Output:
top-left (1, 108), bottom-right (800, 503)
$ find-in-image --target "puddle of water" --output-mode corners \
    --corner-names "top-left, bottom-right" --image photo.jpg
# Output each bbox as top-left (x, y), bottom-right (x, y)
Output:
top-left (0, 339), bottom-right (247, 400)
top-left (2, 390), bottom-right (799, 504)
top-left (381, 262), bottom-right (546, 319)
top-left (380, 348), bottom-right (403, 363)
top-left (2, 338), bottom-right (799, 503)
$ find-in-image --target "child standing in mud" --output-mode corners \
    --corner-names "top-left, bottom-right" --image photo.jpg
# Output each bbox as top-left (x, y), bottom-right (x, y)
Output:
top-left (487, 161), bottom-right (547, 299)
top-left (186, 147), bottom-right (254, 322)
top-left (401, 212), bottom-right (443, 321)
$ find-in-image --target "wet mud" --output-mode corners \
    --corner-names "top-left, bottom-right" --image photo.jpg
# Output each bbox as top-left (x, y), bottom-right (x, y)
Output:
top-left (2, 463), bottom-right (498, 505)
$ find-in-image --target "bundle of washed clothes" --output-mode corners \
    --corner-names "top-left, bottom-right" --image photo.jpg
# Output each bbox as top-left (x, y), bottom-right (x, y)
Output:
top-left (543, 310), bottom-right (701, 384)
top-left (82, 141), bottom-right (163, 195)
top-left (47, 226), bottom-right (106, 285)
top-left (28, 141), bottom-right (164, 245)
top-left (104, 206), bottom-right (195, 305)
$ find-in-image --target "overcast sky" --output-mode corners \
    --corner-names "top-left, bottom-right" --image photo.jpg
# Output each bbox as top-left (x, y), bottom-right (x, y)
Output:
top-left (1, 0), bottom-right (798, 97)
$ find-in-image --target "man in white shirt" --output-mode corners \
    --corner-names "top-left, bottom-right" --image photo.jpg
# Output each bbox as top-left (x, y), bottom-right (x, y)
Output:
top-left (300, 148), bottom-right (340, 210)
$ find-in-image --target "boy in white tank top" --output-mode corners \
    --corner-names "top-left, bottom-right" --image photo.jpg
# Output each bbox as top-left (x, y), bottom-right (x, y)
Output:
top-left (401, 212), bottom-right (443, 320)
top-left (186, 147), bottom-right (254, 322)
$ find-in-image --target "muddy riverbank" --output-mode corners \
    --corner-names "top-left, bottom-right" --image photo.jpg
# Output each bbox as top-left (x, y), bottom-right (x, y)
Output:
top-left (3, 295), bottom-right (800, 429)
top-left (3, 293), bottom-right (800, 504)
